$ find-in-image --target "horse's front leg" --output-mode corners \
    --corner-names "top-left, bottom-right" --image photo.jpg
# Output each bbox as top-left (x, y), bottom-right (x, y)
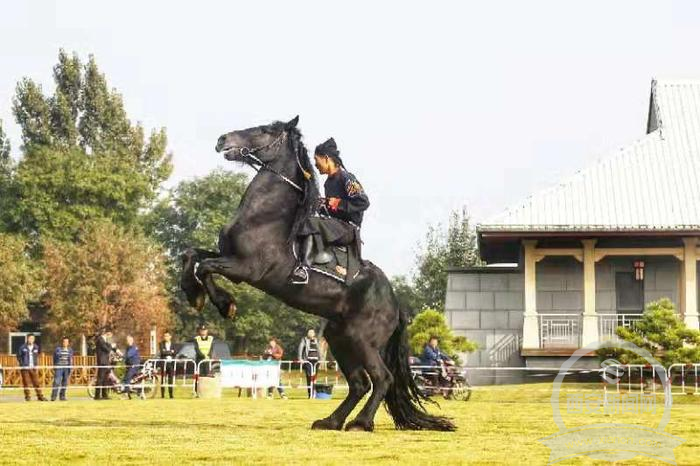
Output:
top-left (195, 256), bottom-right (249, 319)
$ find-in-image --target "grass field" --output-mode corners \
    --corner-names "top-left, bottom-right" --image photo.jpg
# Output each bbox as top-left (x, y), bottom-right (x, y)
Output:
top-left (1, 384), bottom-right (700, 465)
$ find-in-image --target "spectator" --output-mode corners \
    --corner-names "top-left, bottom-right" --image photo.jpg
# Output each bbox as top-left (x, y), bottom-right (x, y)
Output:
top-left (51, 337), bottom-right (73, 401)
top-left (95, 328), bottom-right (116, 400)
top-left (122, 335), bottom-right (141, 399)
top-left (159, 331), bottom-right (176, 399)
top-left (298, 329), bottom-right (320, 398)
top-left (421, 336), bottom-right (450, 367)
top-left (17, 334), bottom-right (47, 402)
top-left (263, 337), bottom-right (287, 400)
top-left (194, 325), bottom-right (214, 375)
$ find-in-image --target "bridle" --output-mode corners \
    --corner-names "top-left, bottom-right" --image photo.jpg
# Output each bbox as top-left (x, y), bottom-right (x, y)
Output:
top-left (224, 130), bottom-right (308, 193)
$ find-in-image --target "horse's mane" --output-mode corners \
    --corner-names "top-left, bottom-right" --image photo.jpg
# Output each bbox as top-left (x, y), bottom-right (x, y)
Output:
top-left (268, 121), bottom-right (320, 242)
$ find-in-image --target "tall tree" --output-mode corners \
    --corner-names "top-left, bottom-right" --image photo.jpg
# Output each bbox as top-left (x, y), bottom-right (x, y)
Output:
top-left (9, 50), bottom-right (172, 240)
top-left (412, 208), bottom-right (481, 311)
top-left (145, 169), bottom-right (319, 352)
top-left (0, 120), bottom-right (18, 231)
top-left (41, 220), bottom-right (171, 350)
top-left (0, 234), bottom-right (39, 333)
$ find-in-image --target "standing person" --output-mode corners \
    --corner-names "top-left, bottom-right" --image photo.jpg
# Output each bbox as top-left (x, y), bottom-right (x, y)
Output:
top-left (16, 334), bottom-right (47, 402)
top-left (159, 331), bottom-right (176, 399)
top-left (51, 337), bottom-right (73, 401)
top-left (262, 337), bottom-right (287, 400)
top-left (298, 329), bottom-right (320, 398)
top-left (95, 328), bottom-right (115, 400)
top-left (194, 325), bottom-right (214, 393)
top-left (122, 335), bottom-right (141, 399)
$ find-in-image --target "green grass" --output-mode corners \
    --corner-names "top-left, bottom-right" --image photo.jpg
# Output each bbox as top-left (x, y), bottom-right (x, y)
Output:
top-left (1, 384), bottom-right (700, 465)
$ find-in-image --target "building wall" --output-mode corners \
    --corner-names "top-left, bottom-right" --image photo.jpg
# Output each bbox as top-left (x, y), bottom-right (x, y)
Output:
top-left (445, 256), bottom-right (685, 370)
top-left (445, 270), bottom-right (524, 369)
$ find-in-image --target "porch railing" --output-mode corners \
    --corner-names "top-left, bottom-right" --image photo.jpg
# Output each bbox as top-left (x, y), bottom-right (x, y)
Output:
top-left (598, 313), bottom-right (643, 340)
top-left (539, 314), bottom-right (581, 348)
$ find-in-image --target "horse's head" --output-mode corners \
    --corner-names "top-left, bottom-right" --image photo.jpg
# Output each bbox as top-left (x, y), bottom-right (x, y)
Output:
top-left (215, 116), bottom-right (299, 164)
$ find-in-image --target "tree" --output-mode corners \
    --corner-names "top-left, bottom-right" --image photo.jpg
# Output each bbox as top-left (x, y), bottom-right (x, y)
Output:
top-left (596, 298), bottom-right (700, 366)
top-left (407, 309), bottom-right (477, 362)
top-left (0, 120), bottom-right (18, 230)
top-left (391, 275), bottom-right (424, 317)
top-left (8, 50), bottom-right (172, 240)
top-left (412, 207), bottom-right (481, 311)
top-left (0, 234), bottom-right (39, 332)
top-left (145, 170), bottom-right (319, 352)
top-left (41, 220), bottom-right (171, 350)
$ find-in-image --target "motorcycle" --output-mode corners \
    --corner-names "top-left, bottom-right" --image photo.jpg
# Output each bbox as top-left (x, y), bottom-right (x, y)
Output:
top-left (88, 355), bottom-right (159, 400)
top-left (409, 356), bottom-right (472, 401)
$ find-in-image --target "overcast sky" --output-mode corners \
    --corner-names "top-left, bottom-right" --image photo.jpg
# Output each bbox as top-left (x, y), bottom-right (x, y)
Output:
top-left (1, 1), bottom-right (700, 276)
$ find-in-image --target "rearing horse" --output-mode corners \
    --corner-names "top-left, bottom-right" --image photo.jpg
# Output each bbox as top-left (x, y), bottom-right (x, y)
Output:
top-left (180, 116), bottom-right (454, 432)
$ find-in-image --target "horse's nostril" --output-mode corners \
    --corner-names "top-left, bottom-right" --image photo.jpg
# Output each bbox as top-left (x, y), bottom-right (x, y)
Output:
top-left (217, 135), bottom-right (226, 149)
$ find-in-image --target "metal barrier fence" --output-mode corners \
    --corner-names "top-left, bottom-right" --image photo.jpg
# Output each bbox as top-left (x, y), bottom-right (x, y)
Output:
top-left (2, 360), bottom-right (700, 399)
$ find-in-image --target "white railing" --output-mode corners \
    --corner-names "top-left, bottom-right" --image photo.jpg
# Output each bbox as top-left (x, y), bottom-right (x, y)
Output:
top-left (598, 314), bottom-right (643, 340)
top-left (539, 314), bottom-right (581, 348)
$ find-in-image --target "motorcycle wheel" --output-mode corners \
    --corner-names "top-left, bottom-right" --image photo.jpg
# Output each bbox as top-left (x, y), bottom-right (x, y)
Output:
top-left (137, 376), bottom-right (160, 399)
top-left (450, 380), bottom-right (472, 401)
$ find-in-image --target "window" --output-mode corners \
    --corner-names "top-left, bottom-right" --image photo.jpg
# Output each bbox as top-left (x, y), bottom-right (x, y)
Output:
top-left (615, 272), bottom-right (644, 313)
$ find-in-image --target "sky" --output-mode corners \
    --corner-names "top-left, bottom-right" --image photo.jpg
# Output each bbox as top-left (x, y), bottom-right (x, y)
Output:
top-left (1, 0), bottom-right (700, 277)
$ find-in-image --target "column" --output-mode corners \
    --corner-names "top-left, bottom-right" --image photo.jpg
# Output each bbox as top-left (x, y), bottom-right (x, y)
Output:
top-left (581, 239), bottom-right (599, 346)
top-left (522, 240), bottom-right (540, 348)
top-left (683, 238), bottom-right (699, 329)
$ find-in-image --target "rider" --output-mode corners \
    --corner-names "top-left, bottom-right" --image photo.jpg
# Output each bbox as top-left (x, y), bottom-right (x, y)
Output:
top-left (421, 336), bottom-right (451, 367)
top-left (289, 137), bottom-right (370, 285)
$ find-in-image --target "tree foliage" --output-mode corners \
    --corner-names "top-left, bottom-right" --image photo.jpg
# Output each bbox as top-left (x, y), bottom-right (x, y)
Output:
top-left (8, 50), bottom-right (172, 240)
top-left (596, 298), bottom-right (700, 366)
top-left (41, 220), bottom-right (171, 350)
top-left (411, 208), bottom-right (481, 311)
top-left (407, 309), bottom-right (477, 361)
top-left (0, 234), bottom-right (39, 332)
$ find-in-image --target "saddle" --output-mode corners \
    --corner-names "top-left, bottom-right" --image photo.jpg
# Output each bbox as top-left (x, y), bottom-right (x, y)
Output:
top-left (293, 230), bottom-right (363, 285)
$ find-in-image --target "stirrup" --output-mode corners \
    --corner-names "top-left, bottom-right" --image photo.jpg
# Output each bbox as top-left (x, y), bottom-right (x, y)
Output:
top-left (289, 266), bottom-right (309, 285)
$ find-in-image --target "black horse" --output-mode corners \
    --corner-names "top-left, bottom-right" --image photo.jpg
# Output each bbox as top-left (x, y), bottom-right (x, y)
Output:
top-left (180, 116), bottom-right (455, 432)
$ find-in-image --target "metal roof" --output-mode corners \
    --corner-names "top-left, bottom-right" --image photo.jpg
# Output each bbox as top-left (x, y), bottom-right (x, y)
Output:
top-left (478, 79), bottom-right (700, 233)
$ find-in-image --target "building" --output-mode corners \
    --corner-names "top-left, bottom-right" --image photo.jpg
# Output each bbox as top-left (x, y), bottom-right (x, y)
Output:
top-left (446, 79), bottom-right (700, 370)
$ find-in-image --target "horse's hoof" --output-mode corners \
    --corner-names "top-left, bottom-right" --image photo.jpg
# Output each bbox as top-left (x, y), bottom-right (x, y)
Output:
top-left (311, 418), bottom-right (342, 431)
top-left (344, 420), bottom-right (374, 432)
top-left (219, 303), bottom-right (237, 319)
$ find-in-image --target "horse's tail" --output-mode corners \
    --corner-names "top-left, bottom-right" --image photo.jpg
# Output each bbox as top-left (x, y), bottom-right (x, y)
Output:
top-left (383, 308), bottom-right (456, 431)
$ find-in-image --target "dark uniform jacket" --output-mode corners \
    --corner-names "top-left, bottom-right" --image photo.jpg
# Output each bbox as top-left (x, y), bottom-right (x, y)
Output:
top-left (421, 345), bottom-right (449, 367)
top-left (96, 336), bottom-right (114, 366)
top-left (124, 345), bottom-right (140, 367)
top-left (159, 341), bottom-right (177, 360)
top-left (323, 168), bottom-right (370, 226)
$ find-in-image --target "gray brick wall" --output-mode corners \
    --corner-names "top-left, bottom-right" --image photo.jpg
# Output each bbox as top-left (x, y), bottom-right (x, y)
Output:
top-left (446, 271), bottom-right (524, 368)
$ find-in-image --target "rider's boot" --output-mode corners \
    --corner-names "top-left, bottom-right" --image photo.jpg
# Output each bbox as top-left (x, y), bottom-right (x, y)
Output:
top-left (312, 234), bottom-right (332, 265)
top-left (289, 236), bottom-right (313, 285)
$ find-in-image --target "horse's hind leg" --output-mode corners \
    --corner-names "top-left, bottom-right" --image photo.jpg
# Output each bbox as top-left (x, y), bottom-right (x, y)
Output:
top-left (344, 346), bottom-right (394, 432)
top-left (311, 327), bottom-right (370, 430)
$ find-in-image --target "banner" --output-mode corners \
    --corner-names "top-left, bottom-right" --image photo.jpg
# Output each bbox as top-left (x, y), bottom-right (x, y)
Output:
top-left (219, 359), bottom-right (281, 389)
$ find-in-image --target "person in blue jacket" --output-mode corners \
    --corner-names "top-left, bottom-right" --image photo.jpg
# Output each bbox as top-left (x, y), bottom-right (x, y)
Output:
top-left (122, 335), bottom-right (141, 398)
top-left (51, 336), bottom-right (74, 401)
top-left (421, 336), bottom-right (450, 367)
top-left (17, 334), bottom-right (47, 401)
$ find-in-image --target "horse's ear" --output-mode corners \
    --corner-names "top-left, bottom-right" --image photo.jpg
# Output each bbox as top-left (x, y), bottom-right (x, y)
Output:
top-left (285, 115), bottom-right (299, 130)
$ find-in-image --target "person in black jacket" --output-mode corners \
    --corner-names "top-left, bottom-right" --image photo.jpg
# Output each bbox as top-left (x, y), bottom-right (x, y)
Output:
top-left (159, 331), bottom-right (176, 399)
top-left (95, 328), bottom-right (115, 400)
top-left (289, 137), bottom-right (370, 285)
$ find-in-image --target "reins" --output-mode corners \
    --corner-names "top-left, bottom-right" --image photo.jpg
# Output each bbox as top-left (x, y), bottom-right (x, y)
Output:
top-left (228, 131), bottom-right (309, 194)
